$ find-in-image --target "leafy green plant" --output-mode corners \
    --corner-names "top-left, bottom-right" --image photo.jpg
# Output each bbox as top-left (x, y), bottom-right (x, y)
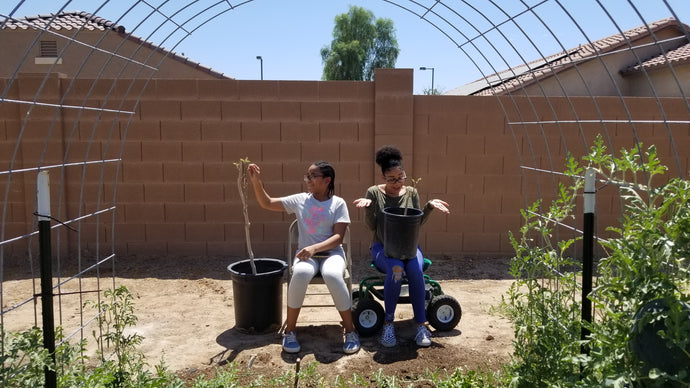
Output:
top-left (506, 134), bottom-right (690, 386)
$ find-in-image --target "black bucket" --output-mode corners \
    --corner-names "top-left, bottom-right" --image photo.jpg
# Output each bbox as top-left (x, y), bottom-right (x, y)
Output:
top-left (383, 207), bottom-right (423, 260)
top-left (227, 258), bottom-right (286, 333)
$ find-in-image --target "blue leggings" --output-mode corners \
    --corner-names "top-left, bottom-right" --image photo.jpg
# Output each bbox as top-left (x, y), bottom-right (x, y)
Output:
top-left (371, 242), bottom-right (426, 324)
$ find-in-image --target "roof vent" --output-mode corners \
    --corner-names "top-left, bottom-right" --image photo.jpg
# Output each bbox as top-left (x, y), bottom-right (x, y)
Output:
top-left (39, 40), bottom-right (58, 57)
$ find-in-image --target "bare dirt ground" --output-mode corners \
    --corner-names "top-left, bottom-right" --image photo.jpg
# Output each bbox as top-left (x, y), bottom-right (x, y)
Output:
top-left (2, 255), bottom-right (515, 384)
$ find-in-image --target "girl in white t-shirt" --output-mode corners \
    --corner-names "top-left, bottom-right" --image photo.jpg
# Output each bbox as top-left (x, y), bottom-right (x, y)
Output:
top-left (247, 161), bottom-right (359, 355)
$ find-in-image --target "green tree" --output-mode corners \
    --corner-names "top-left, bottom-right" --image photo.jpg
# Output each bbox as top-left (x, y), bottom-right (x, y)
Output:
top-left (321, 6), bottom-right (399, 81)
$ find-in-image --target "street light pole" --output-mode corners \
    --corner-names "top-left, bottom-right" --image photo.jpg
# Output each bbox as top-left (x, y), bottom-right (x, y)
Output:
top-left (256, 56), bottom-right (263, 80)
top-left (419, 66), bottom-right (435, 94)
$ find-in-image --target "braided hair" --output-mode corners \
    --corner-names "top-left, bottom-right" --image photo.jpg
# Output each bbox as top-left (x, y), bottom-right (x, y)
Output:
top-left (313, 160), bottom-right (335, 197)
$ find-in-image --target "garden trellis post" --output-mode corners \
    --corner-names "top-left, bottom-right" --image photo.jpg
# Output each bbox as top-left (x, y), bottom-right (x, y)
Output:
top-left (37, 171), bottom-right (57, 388)
top-left (581, 167), bottom-right (596, 355)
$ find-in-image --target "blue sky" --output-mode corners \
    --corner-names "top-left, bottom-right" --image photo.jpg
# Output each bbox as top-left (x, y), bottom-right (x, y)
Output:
top-left (5, 0), bottom-right (690, 94)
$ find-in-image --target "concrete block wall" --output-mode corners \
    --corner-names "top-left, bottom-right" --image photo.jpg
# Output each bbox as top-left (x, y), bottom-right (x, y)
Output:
top-left (1, 70), bottom-right (689, 262)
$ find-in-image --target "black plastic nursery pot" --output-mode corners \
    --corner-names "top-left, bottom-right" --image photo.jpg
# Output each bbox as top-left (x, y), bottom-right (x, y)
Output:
top-left (227, 258), bottom-right (286, 333)
top-left (629, 297), bottom-right (690, 379)
top-left (383, 207), bottom-right (423, 260)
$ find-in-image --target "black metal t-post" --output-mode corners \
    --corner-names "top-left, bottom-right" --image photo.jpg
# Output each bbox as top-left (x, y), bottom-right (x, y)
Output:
top-left (37, 171), bottom-right (56, 388)
top-left (581, 168), bottom-right (595, 356)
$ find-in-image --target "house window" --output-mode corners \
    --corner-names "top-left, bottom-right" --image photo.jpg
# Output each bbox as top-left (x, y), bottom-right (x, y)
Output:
top-left (35, 40), bottom-right (62, 65)
top-left (39, 40), bottom-right (58, 57)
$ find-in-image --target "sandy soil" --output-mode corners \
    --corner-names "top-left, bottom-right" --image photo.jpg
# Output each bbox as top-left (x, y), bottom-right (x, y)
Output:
top-left (2, 255), bottom-right (515, 384)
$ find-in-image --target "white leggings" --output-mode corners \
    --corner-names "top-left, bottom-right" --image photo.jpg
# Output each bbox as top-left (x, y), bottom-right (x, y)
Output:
top-left (287, 249), bottom-right (351, 311)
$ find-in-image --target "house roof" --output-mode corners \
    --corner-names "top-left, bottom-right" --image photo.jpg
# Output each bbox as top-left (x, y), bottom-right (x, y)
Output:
top-left (621, 41), bottom-right (690, 75)
top-left (447, 17), bottom-right (690, 96)
top-left (1, 11), bottom-right (231, 79)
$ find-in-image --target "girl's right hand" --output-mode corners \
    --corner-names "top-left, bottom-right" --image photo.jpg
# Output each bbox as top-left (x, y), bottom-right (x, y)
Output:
top-left (353, 198), bottom-right (372, 208)
top-left (247, 164), bottom-right (260, 180)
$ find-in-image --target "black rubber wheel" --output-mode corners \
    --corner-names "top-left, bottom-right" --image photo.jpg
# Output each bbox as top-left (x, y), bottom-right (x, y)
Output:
top-left (427, 294), bottom-right (461, 331)
top-left (352, 298), bottom-right (385, 337)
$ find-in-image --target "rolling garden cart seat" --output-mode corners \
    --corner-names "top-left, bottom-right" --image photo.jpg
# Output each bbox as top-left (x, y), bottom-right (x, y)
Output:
top-left (352, 257), bottom-right (462, 337)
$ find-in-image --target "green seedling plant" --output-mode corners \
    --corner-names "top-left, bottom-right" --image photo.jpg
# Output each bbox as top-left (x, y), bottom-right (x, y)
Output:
top-left (403, 177), bottom-right (422, 216)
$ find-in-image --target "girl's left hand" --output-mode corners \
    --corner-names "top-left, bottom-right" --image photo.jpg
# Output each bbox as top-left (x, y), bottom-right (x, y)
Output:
top-left (296, 246), bottom-right (317, 261)
top-left (429, 199), bottom-right (450, 213)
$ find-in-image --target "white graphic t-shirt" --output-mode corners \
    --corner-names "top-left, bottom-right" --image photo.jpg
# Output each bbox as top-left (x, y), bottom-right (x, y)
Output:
top-left (281, 193), bottom-right (350, 253)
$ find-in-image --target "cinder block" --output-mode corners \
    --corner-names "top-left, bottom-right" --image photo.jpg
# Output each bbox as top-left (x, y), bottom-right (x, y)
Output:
top-left (485, 214), bottom-right (521, 234)
top-left (358, 122), bottom-right (375, 139)
top-left (221, 101), bottom-right (262, 121)
top-left (203, 162), bottom-right (233, 183)
top-left (376, 96), bottom-right (413, 116)
top-left (301, 101), bottom-right (340, 121)
top-left (202, 121), bottom-right (241, 141)
top-left (445, 170), bottom-right (476, 194)
top-left (144, 182), bottom-right (184, 202)
top-left (65, 140), bottom-right (100, 162)
top-left (340, 142), bottom-right (373, 163)
top-left (198, 79), bottom-right (239, 100)
top-left (112, 140), bottom-right (141, 162)
top-left (114, 223), bottom-right (146, 242)
top-left (241, 122), bottom-right (281, 142)
top-left (182, 141), bottom-right (222, 162)
top-left (281, 122), bottom-right (319, 142)
top-left (185, 223), bottom-right (225, 242)
top-left (463, 232), bottom-right (501, 253)
top-left (261, 101), bottom-right (301, 122)
top-left (141, 141), bottom-right (182, 161)
top-left (181, 100), bottom-right (221, 121)
top-left (139, 100), bottom-right (180, 120)
top-left (319, 81), bottom-right (373, 101)
top-left (155, 80), bottom-right (198, 100)
top-left (340, 101), bottom-right (374, 122)
top-left (375, 113), bottom-right (413, 135)
top-left (204, 203), bottom-right (236, 223)
top-left (238, 81), bottom-right (279, 100)
top-left (121, 120), bottom-right (160, 140)
top-left (122, 161), bottom-right (164, 182)
top-left (320, 122), bottom-right (358, 142)
top-left (78, 119), bottom-right (119, 141)
top-left (446, 135), bottom-right (485, 156)
top-left (448, 213), bottom-right (484, 233)
top-left (279, 81), bottom-right (319, 100)
top-left (302, 142), bottom-right (340, 162)
top-left (163, 162), bottom-right (204, 182)
top-left (164, 203), bottom-right (205, 222)
top-left (485, 175), bottom-right (522, 197)
top-left (105, 182), bottom-right (144, 203)
top-left (146, 223), bottom-right (185, 241)
top-left (222, 142), bottom-right (262, 162)
top-left (161, 121), bottom-right (201, 141)
top-left (261, 142), bottom-right (301, 162)
top-left (374, 68), bottom-right (413, 95)
top-left (466, 155), bottom-right (503, 175)
top-left (185, 183), bottom-right (224, 203)
top-left (124, 203), bottom-right (164, 222)
top-left (424, 232), bottom-right (462, 255)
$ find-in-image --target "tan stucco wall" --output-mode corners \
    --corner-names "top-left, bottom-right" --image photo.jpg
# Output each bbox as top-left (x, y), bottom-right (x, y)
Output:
top-left (0, 29), bottom-right (223, 79)
top-left (1, 70), bottom-right (689, 261)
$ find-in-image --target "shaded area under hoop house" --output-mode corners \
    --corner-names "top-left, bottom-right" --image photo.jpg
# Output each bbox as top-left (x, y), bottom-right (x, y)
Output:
top-left (0, 0), bottom-right (688, 382)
